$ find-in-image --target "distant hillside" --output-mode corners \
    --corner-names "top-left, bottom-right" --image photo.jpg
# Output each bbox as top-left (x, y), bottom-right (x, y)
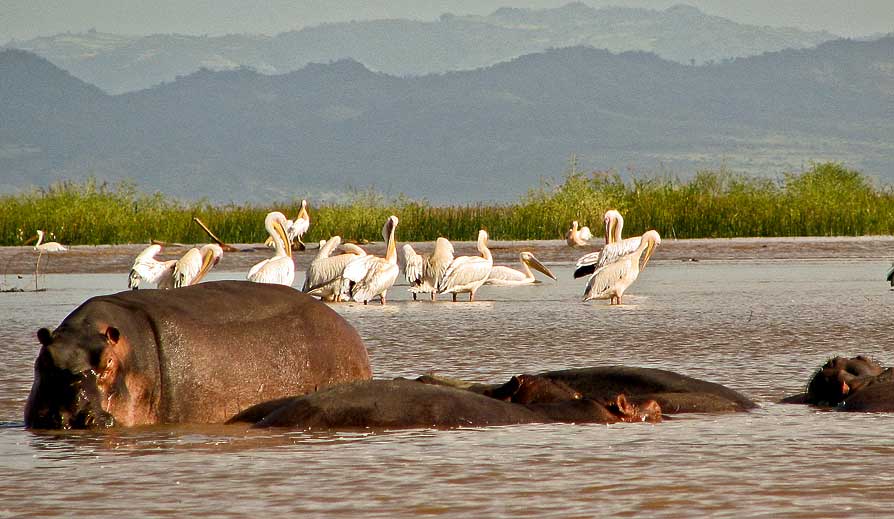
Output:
top-left (4, 3), bottom-right (837, 94)
top-left (1, 37), bottom-right (892, 203)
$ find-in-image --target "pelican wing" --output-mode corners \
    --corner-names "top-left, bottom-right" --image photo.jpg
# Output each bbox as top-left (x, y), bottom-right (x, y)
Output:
top-left (289, 217), bottom-right (310, 240)
top-left (485, 265), bottom-right (528, 285)
top-left (403, 244), bottom-right (424, 285)
top-left (173, 248), bottom-right (203, 287)
top-left (351, 258), bottom-right (399, 303)
top-left (579, 226), bottom-right (593, 241)
top-left (428, 238), bottom-right (455, 285)
top-left (303, 253), bottom-right (360, 293)
top-left (583, 257), bottom-right (634, 301)
top-left (132, 244), bottom-right (162, 266)
top-left (316, 236), bottom-right (342, 260)
top-left (439, 256), bottom-right (492, 293)
top-left (247, 256), bottom-right (295, 286)
top-left (574, 236), bottom-right (642, 278)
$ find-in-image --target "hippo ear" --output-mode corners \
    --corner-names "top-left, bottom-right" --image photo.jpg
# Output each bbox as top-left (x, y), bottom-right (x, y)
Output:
top-left (105, 327), bottom-right (121, 345)
top-left (37, 328), bottom-right (53, 346)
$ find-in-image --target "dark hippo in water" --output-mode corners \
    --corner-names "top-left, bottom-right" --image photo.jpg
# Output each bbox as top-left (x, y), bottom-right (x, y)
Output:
top-left (25, 280), bottom-right (372, 429)
top-left (781, 356), bottom-right (894, 411)
top-left (227, 377), bottom-right (661, 429)
top-left (531, 366), bottom-right (757, 413)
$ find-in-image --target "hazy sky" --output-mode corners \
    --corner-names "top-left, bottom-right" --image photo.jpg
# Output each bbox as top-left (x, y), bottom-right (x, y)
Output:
top-left (2, 0), bottom-right (892, 41)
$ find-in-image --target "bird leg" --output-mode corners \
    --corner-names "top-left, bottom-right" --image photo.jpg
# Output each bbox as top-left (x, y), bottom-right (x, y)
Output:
top-left (452, 293), bottom-right (457, 302)
top-left (412, 293), bottom-right (417, 301)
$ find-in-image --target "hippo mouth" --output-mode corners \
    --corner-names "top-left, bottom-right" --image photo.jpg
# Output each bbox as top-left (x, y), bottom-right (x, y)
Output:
top-left (26, 369), bottom-right (116, 430)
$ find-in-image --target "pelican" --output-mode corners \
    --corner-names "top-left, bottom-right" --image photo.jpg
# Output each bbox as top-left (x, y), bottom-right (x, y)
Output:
top-left (574, 209), bottom-right (643, 278)
top-left (342, 215), bottom-right (400, 304)
top-left (264, 199), bottom-right (310, 250)
top-left (34, 230), bottom-right (67, 252)
top-left (302, 236), bottom-right (367, 301)
top-left (404, 237), bottom-right (455, 301)
top-left (247, 211), bottom-right (295, 286)
top-left (583, 230), bottom-right (661, 304)
top-left (438, 229), bottom-right (493, 302)
top-left (485, 252), bottom-right (557, 286)
top-left (565, 221), bottom-right (593, 246)
top-left (173, 244), bottom-right (223, 288)
top-left (128, 244), bottom-right (177, 289)
top-left (887, 262), bottom-right (894, 287)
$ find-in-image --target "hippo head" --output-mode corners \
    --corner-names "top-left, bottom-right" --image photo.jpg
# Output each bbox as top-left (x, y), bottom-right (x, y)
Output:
top-left (25, 316), bottom-right (158, 429)
top-left (805, 356), bottom-right (885, 406)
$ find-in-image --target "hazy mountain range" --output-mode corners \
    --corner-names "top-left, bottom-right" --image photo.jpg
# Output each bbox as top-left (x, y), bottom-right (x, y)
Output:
top-left (4, 3), bottom-right (838, 94)
top-left (2, 34), bottom-right (892, 203)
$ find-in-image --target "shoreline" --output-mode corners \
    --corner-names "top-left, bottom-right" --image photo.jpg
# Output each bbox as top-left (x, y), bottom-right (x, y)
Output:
top-left (3, 236), bottom-right (893, 275)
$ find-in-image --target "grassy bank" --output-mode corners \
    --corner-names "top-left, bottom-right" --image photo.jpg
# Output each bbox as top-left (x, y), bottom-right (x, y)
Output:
top-left (2, 162), bottom-right (893, 246)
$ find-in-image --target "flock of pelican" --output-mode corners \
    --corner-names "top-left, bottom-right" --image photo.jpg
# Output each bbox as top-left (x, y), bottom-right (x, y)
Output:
top-left (118, 202), bottom-right (660, 305)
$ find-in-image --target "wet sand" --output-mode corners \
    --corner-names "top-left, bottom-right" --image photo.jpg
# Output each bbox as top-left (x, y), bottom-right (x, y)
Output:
top-left (4, 236), bottom-right (894, 276)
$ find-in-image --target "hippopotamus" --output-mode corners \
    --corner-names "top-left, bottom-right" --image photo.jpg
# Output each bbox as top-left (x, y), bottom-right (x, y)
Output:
top-left (781, 356), bottom-right (894, 411)
top-left (24, 280), bottom-right (372, 429)
top-left (227, 377), bottom-right (661, 429)
top-left (530, 366), bottom-right (757, 413)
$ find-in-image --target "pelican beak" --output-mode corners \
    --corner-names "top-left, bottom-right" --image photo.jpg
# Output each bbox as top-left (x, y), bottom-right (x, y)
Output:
top-left (192, 249), bottom-right (219, 284)
top-left (604, 218), bottom-right (614, 245)
top-left (527, 255), bottom-right (557, 281)
top-left (275, 220), bottom-right (291, 258)
top-left (640, 241), bottom-right (656, 270)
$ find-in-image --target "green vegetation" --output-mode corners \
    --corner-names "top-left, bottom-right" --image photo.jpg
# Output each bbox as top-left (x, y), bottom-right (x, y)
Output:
top-left (2, 163), bottom-right (893, 246)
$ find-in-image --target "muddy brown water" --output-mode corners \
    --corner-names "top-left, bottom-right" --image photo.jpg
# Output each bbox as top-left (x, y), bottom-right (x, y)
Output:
top-left (2, 237), bottom-right (894, 517)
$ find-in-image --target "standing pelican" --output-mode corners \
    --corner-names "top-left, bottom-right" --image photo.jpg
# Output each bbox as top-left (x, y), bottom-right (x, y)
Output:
top-left (485, 252), bottom-right (557, 286)
top-left (565, 221), bottom-right (593, 246)
top-left (173, 244), bottom-right (223, 288)
top-left (247, 211), bottom-right (294, 286)
top-left (583, 230), bottom-right (661, 304)
top-left (302, 236), bottom-right (367, 301)
top-left (404, 237), bottom-right (455, 301)
top-left (438, 229), bottom-right (493, 302)
top-left (287, 199), bottom-right (310, 249)
top-left (128, 244), bottom-right (177, 289)
top-left (342, 215), bottom-right (400, 304)
top-left (574, 209), bottom-right (643, 278)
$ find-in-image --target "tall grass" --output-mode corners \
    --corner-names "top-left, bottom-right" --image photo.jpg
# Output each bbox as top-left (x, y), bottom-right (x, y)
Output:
top-left (2, 162), bottom-right (893, 245)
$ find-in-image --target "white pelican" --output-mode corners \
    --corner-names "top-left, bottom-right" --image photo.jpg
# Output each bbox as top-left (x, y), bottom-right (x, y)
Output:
top-left (342, 215), bottom-right (400, 304)
top-left (583, 230), bottom-right (661, 304)
top-left (565, 221), bottom-right (593, 246)
top-left (404, 237), bottom-right (455, 301)
top-left (485, 252), bottom-right (556, 286)
top-left (34, 230), bottom-right (67, 252)
top-left (128, 244), bottom-right (177, 289)
top-left (302, 236), bottom-right (367, 301)
top-left (265, 199), bottom-right (310, 250)
top-left (438, 229), bottom-right (493, 302)
top-left (247, 211), bottom-right (295, 286)
top-left (574, 209), bottom-right (643, 279)
top-left (173, 244), bottom-right (223, 288)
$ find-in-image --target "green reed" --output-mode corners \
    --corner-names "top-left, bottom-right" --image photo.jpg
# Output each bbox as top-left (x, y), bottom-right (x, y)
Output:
top-left (2, 162), bottom-right (893, 246)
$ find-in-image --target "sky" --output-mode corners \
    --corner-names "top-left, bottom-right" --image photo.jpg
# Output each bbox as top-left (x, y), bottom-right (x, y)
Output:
top-left (1, 0), bottom-right (892, 41)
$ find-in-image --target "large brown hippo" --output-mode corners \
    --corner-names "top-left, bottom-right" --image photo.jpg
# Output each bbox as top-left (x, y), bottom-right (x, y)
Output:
top-left (781, 356), bottom-right (894, 411)
top-left (24, 280), bottom-right (372, 429)
top-left (227, 377), bottom-right (662, 429)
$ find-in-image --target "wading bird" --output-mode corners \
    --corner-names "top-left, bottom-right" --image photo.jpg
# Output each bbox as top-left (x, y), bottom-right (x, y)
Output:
top-left (574, 209), bottom-right (644, 278)
top-left (438, 229), bottom-right (493, 302)
top-left (583, 230), bottom-right (661, 304)
top-left (128, 244), bottom-right (177, 289)
top-left (404, 237), bottom-right (455, 301)
top-left (302, 236), bottom-right (367, 301)
top-left (32, 230), bottom-right (67, 290)
top-left (247, 211), bottom-right (294, 286)
top-left (173, 244), bottom-right (223, 287)
top-left (565, 220), bottom-right (593, 247)
top-left (485, 251), bottom-right (557, 286)
top-left (342, 216), bottom-right (400, 304)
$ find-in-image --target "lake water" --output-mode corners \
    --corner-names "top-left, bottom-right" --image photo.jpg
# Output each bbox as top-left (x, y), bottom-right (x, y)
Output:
top-left (2, 248), bottom-right (893, 517)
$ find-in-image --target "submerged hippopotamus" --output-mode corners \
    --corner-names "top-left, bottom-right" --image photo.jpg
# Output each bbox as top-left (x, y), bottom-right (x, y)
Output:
top-left (25, 280), bottom-right (372, 429)
top-left (781, 356), bottom-right (894, 411)
top-left (227, 376), bottom-right (662, 429)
